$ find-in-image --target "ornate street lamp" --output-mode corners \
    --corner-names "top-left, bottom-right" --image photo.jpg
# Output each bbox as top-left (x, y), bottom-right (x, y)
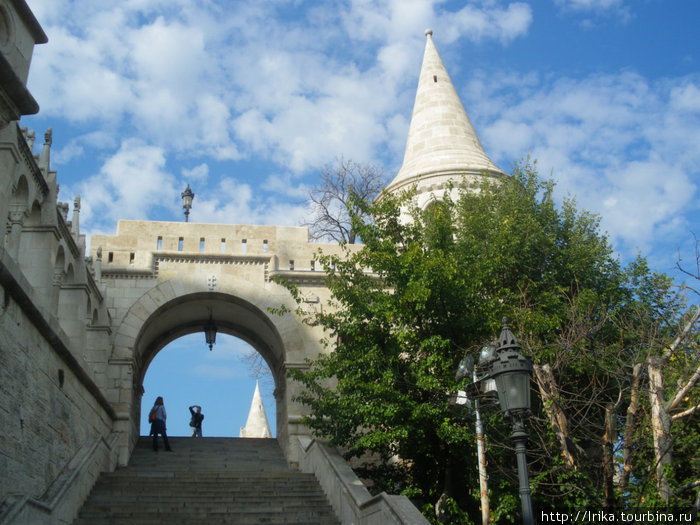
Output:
top-left (181, 184), bottom-right (194, 222)
top-left (204, 309), bottom-right (216, 351)
top-left (455, 319), bottom-right (534, 525)
top-left (491, 318), bottom-right (534, 525)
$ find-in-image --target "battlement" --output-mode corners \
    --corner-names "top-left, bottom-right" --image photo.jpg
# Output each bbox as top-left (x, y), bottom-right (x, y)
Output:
top-left (91, 219), bottom-right (346, 274)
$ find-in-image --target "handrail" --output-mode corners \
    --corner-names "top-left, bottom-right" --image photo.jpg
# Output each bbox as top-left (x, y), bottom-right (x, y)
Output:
top-left (0, 433), bottom-right (118, 525)
top-left (297, 436), bottom-right (429, 525)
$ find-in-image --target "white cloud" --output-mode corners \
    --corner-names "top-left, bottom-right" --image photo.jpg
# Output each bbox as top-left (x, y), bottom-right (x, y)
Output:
top-left (670, 83), bottom-right (700, 112)
top-left (73, 139), bottom-right (178, 228)
top-left (557, 0), bottom-right (624, 10)
top-left (27, 0), bottom-right (533, 177)
top-left (441, 2), bottom-right (532, 44)
top-left (187, 176), bottom-right (309, 228)
top-left (554, 0), bottom-right (632, 24)
top-left (181, 163), bottom-right (209, 182)
top-left (469, 71), bottom-right (699, 258)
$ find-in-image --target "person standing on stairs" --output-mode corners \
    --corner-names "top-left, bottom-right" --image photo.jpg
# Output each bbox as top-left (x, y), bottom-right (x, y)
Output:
top-left (189, 404), bottom-right (204, 437)
top-left (149, 396), bottom-right (172, 451)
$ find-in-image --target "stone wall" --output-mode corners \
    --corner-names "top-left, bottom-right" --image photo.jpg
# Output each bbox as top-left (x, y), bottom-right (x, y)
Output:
top-left (0, 269), bottom-right (114, 504)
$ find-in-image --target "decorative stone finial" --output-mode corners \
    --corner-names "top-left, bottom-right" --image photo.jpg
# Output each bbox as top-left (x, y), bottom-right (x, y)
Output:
top-left (425, 28), bottom-right (433, 36)
top-left (74, 195), bottom-right (81, 210)
top-left (44, 127), bottom-right (52, 145)
top-left (57, 202), bottom-right (69, 220)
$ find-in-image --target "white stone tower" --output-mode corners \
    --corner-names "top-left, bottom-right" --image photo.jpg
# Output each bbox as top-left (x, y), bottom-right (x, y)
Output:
top-left (240, 380), bottom-right (272, 438)
top-left (384, 29), bottom-right (505, 209)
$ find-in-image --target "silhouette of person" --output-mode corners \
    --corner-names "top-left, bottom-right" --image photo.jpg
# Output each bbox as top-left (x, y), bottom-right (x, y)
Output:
top-left (149, 396), bottom-right (172, 451)
top-left (189, 405), bottom-right (204, 437)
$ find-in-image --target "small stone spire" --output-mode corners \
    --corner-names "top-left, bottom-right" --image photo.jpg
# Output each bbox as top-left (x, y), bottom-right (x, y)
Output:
top-left (385, 30), bottom-right (504, 199)
top-left (95, 246), bottom-right (102, 281)
top-left (71, 195), bottom-right (81, 236)
top-left (239, 381), bottom-right (272, 438)
top-left (39, 127), bottom-right (52, 173)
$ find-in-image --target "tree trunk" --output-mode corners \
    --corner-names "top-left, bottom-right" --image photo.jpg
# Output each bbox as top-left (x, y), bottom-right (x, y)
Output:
top-left (533, 363), bottom-right (582, 468)
top-left (619, 363), bottom-right (642, 493)
top-left (603, 403), bottom-right (617, 509)
top-left (648, 357), bottom-right (672, 504)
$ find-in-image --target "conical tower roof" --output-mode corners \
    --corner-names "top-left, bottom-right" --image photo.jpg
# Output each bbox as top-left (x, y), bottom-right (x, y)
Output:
top-left (239, 380), bottom-right (272, 438)
top-left (385, 30), bottom-right (504, 196)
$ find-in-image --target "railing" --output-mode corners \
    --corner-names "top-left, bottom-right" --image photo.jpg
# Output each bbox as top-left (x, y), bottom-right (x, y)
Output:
top-left (297, 436), bottom-right (430, 525)
top-left (0, 434), bottom-right (119, 525)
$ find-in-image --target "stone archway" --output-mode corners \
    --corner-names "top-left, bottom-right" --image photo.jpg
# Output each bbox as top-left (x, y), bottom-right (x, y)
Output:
top-left (107, 272), bottom-right (316, 466)
top-left (90, 220), bottom-right (346, 466)
top-left (133, 292), bottom-right (286, 434)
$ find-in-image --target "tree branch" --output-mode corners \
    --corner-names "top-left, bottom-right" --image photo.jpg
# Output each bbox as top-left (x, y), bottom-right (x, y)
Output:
top-left (661, 306), bottom-right (700, 365)
top-left (671, 404), bottom-right (700, 421)
top-left (668, 361), bottom-right (700, 412)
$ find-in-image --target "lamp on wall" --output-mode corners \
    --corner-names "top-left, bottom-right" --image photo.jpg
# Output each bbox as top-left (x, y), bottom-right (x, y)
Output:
top-left (181, 184), bottom-right (194, 222)
top-left (204, 309), bottom-right (216, 351)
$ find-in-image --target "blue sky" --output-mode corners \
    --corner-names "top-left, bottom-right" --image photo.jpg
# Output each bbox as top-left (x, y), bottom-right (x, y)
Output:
top-left (20, 0), bottom-right (699, 437)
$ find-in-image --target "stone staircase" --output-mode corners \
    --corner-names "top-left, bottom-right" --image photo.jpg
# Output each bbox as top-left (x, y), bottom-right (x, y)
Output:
top-left (73, 437), bottom-right (340, 525)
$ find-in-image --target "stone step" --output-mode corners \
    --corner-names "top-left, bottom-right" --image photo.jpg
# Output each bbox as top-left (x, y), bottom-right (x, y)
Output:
top-left (73, 437), bottom-right (339, 525)
top-left (74, 517), bottom-right (339, 525)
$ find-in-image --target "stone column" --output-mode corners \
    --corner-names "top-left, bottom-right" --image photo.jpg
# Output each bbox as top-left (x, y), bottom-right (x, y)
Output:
top-left (51, 267), bottom-right (63, 314)
top-left (6, 209), bottom-right (25, 260)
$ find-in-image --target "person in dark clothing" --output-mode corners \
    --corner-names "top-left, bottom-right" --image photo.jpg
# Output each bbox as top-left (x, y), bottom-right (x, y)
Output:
top-left (189, 404), bottom-right (204, 437)
top-left (149, 396), bottom-right (172, 451)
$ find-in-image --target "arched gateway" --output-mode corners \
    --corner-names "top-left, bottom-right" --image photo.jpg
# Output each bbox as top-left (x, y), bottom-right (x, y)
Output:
top-left (92, 220), bottom-right (345, 464)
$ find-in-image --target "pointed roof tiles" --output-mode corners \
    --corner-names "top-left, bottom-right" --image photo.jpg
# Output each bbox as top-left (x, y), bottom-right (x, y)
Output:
top-left (385, 30), bottom-right (504, 195)
top-left (239, 380), bottom-right (272, 438)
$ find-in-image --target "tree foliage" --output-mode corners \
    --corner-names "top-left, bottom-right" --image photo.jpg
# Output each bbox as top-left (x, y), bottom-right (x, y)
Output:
top-left (284, 161), bottom-right (699, 522)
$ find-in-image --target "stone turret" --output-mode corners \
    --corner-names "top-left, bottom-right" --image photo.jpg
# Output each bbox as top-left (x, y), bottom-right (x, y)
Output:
top-left (385, 29), bottom-right (505, 209)
top-left (240, 381), bottom-right (272, 438)
top-left (39, 127), bottom-right (51, 173)
top-left (0, 0), bottom-right (47, 128)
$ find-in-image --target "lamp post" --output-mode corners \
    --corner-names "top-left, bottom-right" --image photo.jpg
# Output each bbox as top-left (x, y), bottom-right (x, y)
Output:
top-left (456, 352), bottom-right (491, 525)
top-left (181, 184), bottom-right (194, 222)
top-left (490, 318), bottom-right (534, 525)
top-left (455, 319), bottom-right (534, 525)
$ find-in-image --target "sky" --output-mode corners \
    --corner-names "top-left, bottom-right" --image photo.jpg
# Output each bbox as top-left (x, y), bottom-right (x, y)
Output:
top-left (19, 0), bottom-right (699, 437)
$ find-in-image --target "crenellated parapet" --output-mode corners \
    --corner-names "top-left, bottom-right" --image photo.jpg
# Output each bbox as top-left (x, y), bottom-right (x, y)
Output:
top-left (91, 219), bottom-right (351, 281)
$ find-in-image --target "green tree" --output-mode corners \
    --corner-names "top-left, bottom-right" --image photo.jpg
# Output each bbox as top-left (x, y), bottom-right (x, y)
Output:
top-left (283, 161), bottom-right (698, 522)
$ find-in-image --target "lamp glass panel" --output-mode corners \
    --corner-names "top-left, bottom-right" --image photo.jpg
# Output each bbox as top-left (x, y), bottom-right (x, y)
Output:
top-left (495, 371), bottom-right (530, 412)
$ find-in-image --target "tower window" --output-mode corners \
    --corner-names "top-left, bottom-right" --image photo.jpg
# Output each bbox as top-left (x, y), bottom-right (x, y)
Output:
top-left (157, 236), bottom-right (162, 250)
top-left (241, 239), bottom-right (247, 254)
top-left (433, 75), bottom-right (438, 83)
top-left (221, 238), bottom-right (226, 253)
top-left (200, 237), bottom-right (205, 252)
top-left (178, 237), bottom-right (184, 251)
